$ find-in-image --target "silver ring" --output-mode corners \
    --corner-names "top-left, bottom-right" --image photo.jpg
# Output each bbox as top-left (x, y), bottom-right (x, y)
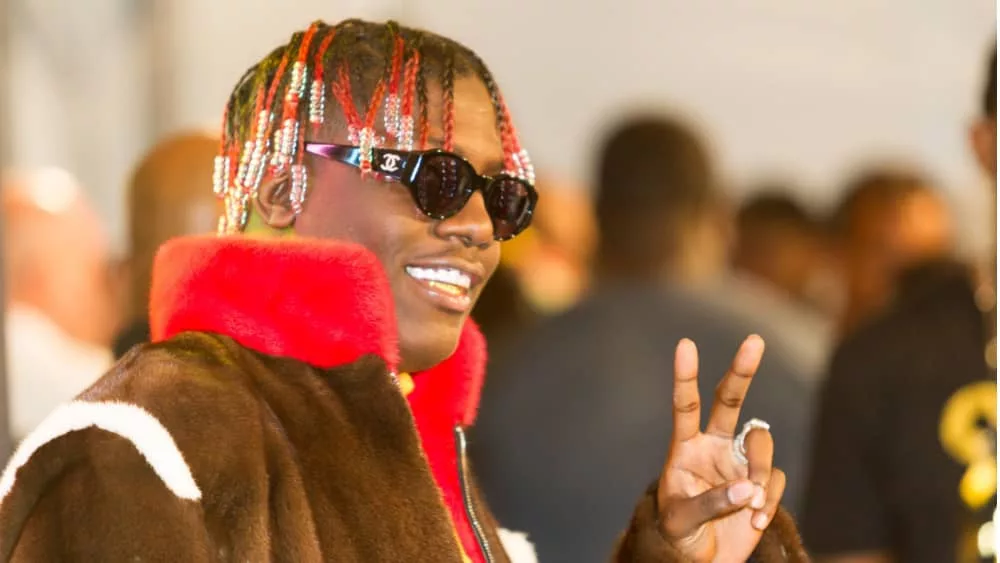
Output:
top-left (732, 418), bottom-right (770, 465)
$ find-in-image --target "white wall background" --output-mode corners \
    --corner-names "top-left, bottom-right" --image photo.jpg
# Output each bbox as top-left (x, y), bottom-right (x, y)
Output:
top-left (7, 0), bottom-right (998, 253)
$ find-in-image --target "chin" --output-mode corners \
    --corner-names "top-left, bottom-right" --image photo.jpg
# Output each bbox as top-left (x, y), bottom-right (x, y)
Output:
top-left (397, 316), bottom-right (464, 373)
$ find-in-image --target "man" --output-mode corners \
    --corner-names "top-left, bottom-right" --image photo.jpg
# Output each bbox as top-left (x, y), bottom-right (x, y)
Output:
top-left (826, 167), bottom-right (954, 338)
top-left (0, 20), bottom-right (804, 562)
top-left (472, 175), bottom-right (595, 363)
top-left (1, 168), bottom-right (115, 441)
top-left (499, 175), bottom-right (596, 315)
top-left (473, 115), bottom-right (812, 562)
top-left (732, 191), bottom-right (827, 305)
top-left (113, 130), bottom-right (221, 358)
top-left (702, 190), bottom-right (833, 384)
top-left (803, 46), bottom-right (996, 563)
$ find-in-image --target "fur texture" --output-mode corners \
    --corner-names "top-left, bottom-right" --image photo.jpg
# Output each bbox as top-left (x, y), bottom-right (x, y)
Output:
top-left (1, 334), bottom-right (489, 562)
top-left (150, 235), bottom-right (402, 371)
top-left (497, 529), bottom-right (538, 563)
top-left (0, 401), bottom-right (200, 502)
top-left (148, 236), bottom-right (489, 560)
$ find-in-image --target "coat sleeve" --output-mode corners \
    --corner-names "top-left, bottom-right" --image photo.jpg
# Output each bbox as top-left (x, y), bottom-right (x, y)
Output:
top-left (611, 483), bottom-right (811, 563)
top-left (0, 425), bottom-right (214, 562)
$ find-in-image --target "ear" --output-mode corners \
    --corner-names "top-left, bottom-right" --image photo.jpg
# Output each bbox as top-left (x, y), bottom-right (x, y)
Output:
top-left (254, 172), bottom-right (297, 229)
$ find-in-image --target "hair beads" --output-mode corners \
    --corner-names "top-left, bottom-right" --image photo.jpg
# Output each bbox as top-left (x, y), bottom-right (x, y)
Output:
top-left (214, 20), bottom-right (535, 234)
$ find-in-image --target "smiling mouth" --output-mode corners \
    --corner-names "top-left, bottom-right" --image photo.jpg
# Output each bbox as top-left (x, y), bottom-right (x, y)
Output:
top-left (405, 266), bottom-right (474, 312)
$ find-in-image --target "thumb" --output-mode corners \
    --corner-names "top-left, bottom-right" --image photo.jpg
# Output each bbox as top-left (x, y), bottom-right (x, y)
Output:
top-left (660, 480), bottom-right (756, 540)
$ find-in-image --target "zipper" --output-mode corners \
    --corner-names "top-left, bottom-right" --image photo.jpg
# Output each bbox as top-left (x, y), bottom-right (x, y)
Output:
top-left (454, 425), bottom-right (494, 563)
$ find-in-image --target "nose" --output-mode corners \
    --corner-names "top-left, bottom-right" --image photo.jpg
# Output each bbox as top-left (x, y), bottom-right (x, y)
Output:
top-left (433, 191), bottom-right (494, 248)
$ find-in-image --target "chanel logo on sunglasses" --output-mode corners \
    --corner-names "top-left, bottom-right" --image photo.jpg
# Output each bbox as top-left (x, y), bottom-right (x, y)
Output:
top-left (379, 153), bottom-right (402, 173)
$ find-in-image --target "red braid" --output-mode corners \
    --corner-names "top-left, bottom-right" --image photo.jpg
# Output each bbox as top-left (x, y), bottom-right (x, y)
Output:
top-left (331, 63), bottom-right (363, 133)
top-left (217, 104), bottom-right (229, 158)
top-left (280, 23), bottom-right (318, 121)
top-left (383, 35), bottom-right (407, 141)
top-left (399, 55), bottom-right (419, 119)
top-left (498, 98), bottom-right (518, 171)
top-left (398, 50), bottom-right (421, 149)
top-left (262, 52), bottom-right (292, 124)
top-left (364, 79), bottom-right (387, 131)
top-left (388, 37), bottom-right (406, 97)
top-left (359, 78), bottom-right (386, 173)
top-left (309, 30), bottom-right (337, 133)
top-left (442, 55), bottom-right (456, 152)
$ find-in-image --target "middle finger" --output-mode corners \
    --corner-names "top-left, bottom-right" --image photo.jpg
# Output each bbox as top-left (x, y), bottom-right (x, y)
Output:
top-left (706, 335), bottom-right (765, 437)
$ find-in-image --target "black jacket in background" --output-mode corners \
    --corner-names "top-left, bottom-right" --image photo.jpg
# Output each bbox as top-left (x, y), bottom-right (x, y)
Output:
top-left (804, 260), bottom-right (996, 563)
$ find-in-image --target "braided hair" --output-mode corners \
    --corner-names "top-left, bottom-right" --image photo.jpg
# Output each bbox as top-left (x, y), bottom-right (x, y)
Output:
top-left (212, 19), bottom-right (534, 233)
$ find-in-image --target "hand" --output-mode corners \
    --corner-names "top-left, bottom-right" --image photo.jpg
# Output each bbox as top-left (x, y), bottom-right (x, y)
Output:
top-left (656, 336), bottom-right (785, 563)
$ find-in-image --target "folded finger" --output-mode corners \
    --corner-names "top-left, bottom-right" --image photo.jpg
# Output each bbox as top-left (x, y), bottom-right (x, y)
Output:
top-left (660, 480), bottom-right (755, 540)
top-left (743, 427), bottom-right (773, 510)
top-left (752, 468), bottom-right (786, 531)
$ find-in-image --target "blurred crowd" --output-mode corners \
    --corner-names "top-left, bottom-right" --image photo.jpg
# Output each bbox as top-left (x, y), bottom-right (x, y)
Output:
top-left (0, 31), bottom-right (995, 563)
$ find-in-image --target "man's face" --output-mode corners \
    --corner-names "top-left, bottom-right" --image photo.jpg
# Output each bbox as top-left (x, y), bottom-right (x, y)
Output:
top-left (293, 76), bottom-right (504, 372)
top-left (838, 189), bottom-right (953, 329)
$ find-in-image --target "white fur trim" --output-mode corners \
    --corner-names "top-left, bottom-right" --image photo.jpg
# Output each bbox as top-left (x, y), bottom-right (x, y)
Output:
top-left (497, 528), bottom-right (538, 563)
top-left (0, 400), bottom-right (201, 502)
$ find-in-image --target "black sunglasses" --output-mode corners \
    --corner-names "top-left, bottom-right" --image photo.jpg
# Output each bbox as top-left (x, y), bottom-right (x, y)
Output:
top-left (304, 143), bottom-right (537, 241)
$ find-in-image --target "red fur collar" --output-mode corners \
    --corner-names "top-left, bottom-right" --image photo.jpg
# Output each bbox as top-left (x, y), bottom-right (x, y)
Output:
top-left (149, 235), bottom-right (486, 428)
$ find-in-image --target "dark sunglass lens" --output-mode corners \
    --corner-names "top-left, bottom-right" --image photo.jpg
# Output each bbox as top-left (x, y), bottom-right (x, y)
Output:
top-left (412, 155), bottom-right (475, 218)
top-left (486, 178), bottom-right (535, 239)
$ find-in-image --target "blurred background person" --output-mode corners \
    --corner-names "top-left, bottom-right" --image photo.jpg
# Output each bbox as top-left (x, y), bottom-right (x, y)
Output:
top-left (733, 190), bottom-right (829, 306)
top-left (505, 175), bottom-right (597, 316)
top-left (803, 45), bottom-right (996, 563)
top-left (472, 114), bottom-right (812, 562)
top-left (826, 166), bottom-right (955, 338)
top-left (699, 188), bottom-right (834, 385)
top-left (472, 173), bottom-right (596, 363)
top-left (2, 168), bottom-right (116, 441)
top-left (112, 130), bottom-right (221, 359)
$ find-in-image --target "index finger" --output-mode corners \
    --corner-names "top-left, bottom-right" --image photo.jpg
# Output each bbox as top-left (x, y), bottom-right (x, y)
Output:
top-left (672, 338), bottom-right (701, 444)
top-left (706, 335), bottom-right (765, 436)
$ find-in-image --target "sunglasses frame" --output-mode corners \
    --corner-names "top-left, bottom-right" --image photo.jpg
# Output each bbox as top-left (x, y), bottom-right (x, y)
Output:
top-left (304, 142), bottom-right (537, 241)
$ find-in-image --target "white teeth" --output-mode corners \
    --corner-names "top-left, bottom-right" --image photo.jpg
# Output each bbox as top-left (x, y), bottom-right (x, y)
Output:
top-left (405, 266), bottom-right (472, 289)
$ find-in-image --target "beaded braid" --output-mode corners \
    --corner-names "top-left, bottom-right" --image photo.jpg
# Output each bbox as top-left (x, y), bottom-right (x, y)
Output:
top-left (281, 23), bottom-right (321, 214)
top-left (213, 19), bottom-right (536, 234)
top-left (465, 50), bottom-right (534, 184)
top-left (415, 36), bottom-right (431, 150)
top-left (397, 45), bottom-right (421, 150)
top-left (441, 51), bottom-right (458, 153)
top-left (309, 29), bottom-right (337, 131)
top-left (382, 24), bottom-right (406, 142)
top-left (499, 96), bottom-right (535, 184)
top-left (216, 64), bottom-right (261, 228)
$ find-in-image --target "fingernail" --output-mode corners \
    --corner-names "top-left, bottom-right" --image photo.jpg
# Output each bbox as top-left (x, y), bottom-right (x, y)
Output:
top-left (753, 512), bottom-right (770, 530)
top-left (728, 481), bottom-right (754, 504)
top-left (750, 485), bottom-right (766, 510)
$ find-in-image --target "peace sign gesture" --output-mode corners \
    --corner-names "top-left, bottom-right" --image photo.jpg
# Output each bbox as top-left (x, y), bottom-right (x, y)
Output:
top-left (655, 336), bottom-right (787, 562)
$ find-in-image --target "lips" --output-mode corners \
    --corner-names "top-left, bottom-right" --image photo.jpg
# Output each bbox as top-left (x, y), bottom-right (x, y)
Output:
top-left (404, 263), bottom-right (483, 314)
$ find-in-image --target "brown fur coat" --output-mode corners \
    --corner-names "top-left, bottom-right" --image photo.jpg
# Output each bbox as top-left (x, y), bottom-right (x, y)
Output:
top-left (0, 236), bottom-right (804, 562)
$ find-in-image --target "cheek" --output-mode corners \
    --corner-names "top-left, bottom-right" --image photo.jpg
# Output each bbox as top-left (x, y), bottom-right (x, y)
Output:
top-left (298, 174), bottom-right (383, 243)
top-left (297, 176), bottom-right (431, 265)
top-left (484, 244), bottom-right (501, 278)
